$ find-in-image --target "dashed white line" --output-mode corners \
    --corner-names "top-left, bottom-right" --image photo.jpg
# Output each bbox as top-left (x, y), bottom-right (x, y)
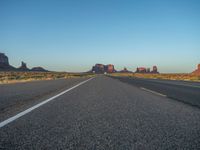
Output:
top-left (0, 77), bottom-right (94, 128)
top-left (140, 87), bottom-right (167, 97)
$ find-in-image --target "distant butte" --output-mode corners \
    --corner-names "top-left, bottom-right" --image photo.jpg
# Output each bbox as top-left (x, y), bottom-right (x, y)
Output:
top-left (0, 53), bottom-right (16, 71)
top-left (135, 66), bottom-right (159, 74)
top-left (92, 64), bottom-right (116, 74)
top-left (0, 52), bottom-right (48, 72)
top-left (18, 61), bottom-right (30, 71)
top-left (192, 64), bottom-right (200, 75)
top-left (31, 67), bottom-right (48, 72)
top-left (119, 67), bottom-right (132, 73)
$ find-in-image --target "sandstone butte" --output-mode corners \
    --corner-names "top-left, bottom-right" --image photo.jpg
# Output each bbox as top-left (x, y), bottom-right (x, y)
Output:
top-left (192, 64), bottom-right (200, 75)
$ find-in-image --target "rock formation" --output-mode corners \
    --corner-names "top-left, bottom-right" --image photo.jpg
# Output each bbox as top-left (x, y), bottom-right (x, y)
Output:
top-left (92, 64), bottom-right (104, 73)
top-left (119, 67), bottom-right (132, 73)
top-left (136, 67), bottom-right (147, 73)
top-left (192, 64), bottom-right (200, 75)
top-left (0, 53), bottom-right (9, 66)
top-left (135, 66), bottom-right (159, 74)
top-left (0, 53), bottom-right (16, 70)
top-left (151, 66), bottom-right (159, 73)
top-left (105, 64), bottom-right (115, 73)
top-left (31, 67), bottom-right (48, 72)
top-left (92, 64), bottom-right (116, 73)
top-left (0, 52), bottom-right (49, 72)
top-left (18, 61), bottom-right (30, 71)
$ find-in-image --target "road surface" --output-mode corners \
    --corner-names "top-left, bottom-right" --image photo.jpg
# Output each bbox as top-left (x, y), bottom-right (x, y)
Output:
top-left (111, 76), bottom-right (200, 108)
top-left (0, 77), bottom-right (89, 122)
top-left (0, 75), bottom-right (200, 149)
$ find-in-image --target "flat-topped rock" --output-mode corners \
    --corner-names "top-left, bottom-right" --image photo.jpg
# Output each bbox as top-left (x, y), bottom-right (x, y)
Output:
top-left (92, 64), bottom-right (116, 74)
top-left (0, 53), bottom-right (9, 67)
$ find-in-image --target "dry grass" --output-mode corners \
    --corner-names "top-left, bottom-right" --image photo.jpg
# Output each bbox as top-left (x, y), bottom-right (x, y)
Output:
top-left (0, 71), bottom-right (95, 84)
top-left (110, 73), bottom-right (200, 82)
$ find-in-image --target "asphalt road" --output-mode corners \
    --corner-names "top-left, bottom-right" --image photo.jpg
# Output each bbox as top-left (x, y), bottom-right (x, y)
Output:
top-left (0, 75), bottom-right (200, 149)
top-left (111, 76), bottom-right (200, 108)
top-left (0, 78), bottom-right (89, 121)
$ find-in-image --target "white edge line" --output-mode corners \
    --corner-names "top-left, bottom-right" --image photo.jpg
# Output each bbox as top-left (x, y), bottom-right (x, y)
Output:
top-left (0, 77), bottom-right (94, 128)
top-left (140, 87), bottom-right (167, 97)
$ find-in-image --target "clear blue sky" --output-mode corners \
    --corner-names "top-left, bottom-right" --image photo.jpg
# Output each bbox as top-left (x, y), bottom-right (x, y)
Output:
top-left (0, 0), bottom-right (200, 73)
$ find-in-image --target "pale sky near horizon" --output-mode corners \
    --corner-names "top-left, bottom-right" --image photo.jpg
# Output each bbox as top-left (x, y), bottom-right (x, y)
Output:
top-left (0, 0), bottom-right (200, 73)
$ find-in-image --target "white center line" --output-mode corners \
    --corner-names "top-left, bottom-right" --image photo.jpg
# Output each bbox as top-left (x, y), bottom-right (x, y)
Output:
top-left (0, 77), bottom-right (94, 128)
top-left (140, 87), bottom-right (167, 97)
